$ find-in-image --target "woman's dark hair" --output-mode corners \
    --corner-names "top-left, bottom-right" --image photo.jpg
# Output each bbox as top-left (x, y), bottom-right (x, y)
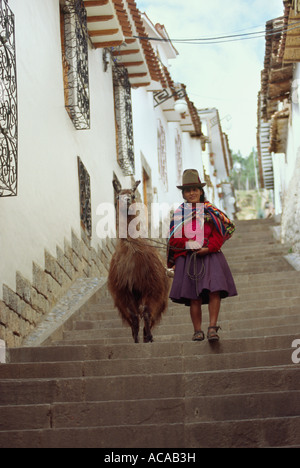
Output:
top-left (182, 188), bottom-right (206, 203)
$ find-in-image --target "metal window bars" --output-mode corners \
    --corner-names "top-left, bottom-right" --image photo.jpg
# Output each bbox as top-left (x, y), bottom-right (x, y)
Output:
top-left (61, 0), bottom-right (90, 130)
top-left (77, 156), bottom-right (92, 238)
top-left (113, 64), bottom-right (135, 176)
top-left (0, 0), bottom-right (18, 197)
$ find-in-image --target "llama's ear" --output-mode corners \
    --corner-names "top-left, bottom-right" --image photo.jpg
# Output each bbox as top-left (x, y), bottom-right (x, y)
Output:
top-left (113, 179), bottom-right (122, 194)
top-left (132, 180), bottom-right (141, 193)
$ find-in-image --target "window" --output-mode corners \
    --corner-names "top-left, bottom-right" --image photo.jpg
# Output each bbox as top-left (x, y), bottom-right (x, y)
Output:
top-left (60, 0), bottom-right (90, 130)
top-left (157, 119), bottom-right (168, 190)
top-left (0, 0), bottom-right (17, 197)
top-left (175, 130), bottom-right (183, 187)
top-left (113, 64), bottom-right (135, 176)
top-left (78, 156), bottom-right (92, 238)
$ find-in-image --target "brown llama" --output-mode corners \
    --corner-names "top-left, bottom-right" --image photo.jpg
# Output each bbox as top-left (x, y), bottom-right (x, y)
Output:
top-left (108, 180), bottom-right (170, 343)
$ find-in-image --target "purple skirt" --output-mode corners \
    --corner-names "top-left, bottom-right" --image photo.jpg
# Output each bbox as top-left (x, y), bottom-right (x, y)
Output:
top-left (169, 251), bottom-right (238, 306)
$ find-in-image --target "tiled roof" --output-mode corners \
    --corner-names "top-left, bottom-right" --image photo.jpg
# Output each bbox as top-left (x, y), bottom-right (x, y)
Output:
top-left (260, 16), bottom-right (293, 121)
top-left (83, 0), bottom-right (202, 136)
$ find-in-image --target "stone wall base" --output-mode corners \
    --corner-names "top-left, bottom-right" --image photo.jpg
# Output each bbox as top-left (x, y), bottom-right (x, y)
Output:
top-left (0, 229), bottom-right (116, 348)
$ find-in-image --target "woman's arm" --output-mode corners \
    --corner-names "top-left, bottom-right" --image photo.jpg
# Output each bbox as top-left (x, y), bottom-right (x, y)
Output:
top-left (207, 228), bottom-right (224, 253)
top-left (194, 224), bottom-right (224, 256)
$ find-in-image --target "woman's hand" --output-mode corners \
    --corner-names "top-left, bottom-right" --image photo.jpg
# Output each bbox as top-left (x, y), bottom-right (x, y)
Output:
top-left (186, 241), bottom-right (202, 251)
top-left (196, 247), bottom-right (210, 256)
top-left (186, 242), bottom-right (210, 256)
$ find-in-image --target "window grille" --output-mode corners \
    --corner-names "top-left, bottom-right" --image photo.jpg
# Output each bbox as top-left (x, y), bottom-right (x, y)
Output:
top-left (78, 156), bottom-right (92, 238)
top-left (157, 119), bottom-right (168, 190)
top-left (175, 130), bottom-right (183, 187)
top-left (60, 0), bottom-right (90, 130)
top-left (0, 0), bottom-right (17, 197)
top-left (113, 64), bottom-right (135, 176)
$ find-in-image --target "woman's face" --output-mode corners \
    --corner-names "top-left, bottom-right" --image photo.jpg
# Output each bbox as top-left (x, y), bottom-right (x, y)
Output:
top-left (183, 186), bottom-right (203, 204)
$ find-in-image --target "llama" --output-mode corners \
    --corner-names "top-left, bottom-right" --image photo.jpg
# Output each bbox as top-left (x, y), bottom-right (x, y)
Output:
top-left (108, 180), bottom-right (170, 343)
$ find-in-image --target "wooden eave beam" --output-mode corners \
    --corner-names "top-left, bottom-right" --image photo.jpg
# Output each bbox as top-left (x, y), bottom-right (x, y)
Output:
top-left (89, 29), bottom-right (119, 37)
top-left (112, 49), bottom-right (140, 56)
top-left (93, 40), bottom-right (124, 47)
top-left (131, 82), bottom-right (151, 88)
top-left (118, 61), bottom-right (144, 67)
top-left (87, 15), bottom-right (114, 22)
top-left (84, 0), bottom-right (109, 6)
top-left (128, 72), bottom-right (148, 78)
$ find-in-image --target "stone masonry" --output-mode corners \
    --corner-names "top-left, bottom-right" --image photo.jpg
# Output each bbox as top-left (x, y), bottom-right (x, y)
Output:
top-left (0, 228), bottom-right (116, 348)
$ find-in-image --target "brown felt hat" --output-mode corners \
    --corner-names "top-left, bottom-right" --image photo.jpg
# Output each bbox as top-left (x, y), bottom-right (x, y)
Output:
top-left (177, 169), bottom-right (206, 190)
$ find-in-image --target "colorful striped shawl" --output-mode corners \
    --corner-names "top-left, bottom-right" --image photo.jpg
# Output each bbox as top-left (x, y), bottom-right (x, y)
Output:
top-left (167, 201), bottom-right (235, 268)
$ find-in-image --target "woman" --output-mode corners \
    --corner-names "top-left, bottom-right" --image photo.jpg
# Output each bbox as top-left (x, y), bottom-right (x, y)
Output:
top-left (168, 169), bottom-right (238, 342)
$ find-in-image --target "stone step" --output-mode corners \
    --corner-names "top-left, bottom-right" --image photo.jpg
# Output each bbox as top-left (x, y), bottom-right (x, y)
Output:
top-left (0, 345), bottom-right (295, 380)
top-left (232, 270), bottom-right (300, 284)
top-left (230, 283), bottom-right (300, 296)
top-left (75, 303), bottom-right (300, 328)
top-left (1, 219), bottom-right (299, 448)
top-left (225, 238), bottom-right (280, 247)
top-left (76, 288), bottom-right (299, 321)
top-left (56, 323), bottom-right (300, 345)
top-left (229, 261), bottom-right (292, 275)
top-left (234, 219), bottom-right (275, 229)
top-left (78, 297), bottom-right (300, 324)
top-left (1, 390), bottom-right (299, 432)
top-left (73, 300), bottom-right (299, 331)
top-left (225, 251), bottom-right (290, 263)
top-left (62, 313), bottom-right (300, 342)
top-left (6, 334), bottom-right (296, 364)
top-left (1, 415), bottom-right (299, 448)
top-left (0, 366), bottom-right (299, 407)
top-left (185, 416), bottom-right (300, 448)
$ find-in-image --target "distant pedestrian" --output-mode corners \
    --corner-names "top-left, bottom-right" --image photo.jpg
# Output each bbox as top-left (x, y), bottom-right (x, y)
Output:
top-left (168, 169), bottom-right (238, 342)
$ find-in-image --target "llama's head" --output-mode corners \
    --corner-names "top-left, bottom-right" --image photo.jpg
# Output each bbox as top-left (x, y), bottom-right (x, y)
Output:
top-left (113, 179), bottom-right (141, 212)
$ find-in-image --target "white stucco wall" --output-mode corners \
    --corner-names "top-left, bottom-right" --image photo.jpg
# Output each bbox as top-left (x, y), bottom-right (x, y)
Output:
top-left (1, 0), bottom-right (125, 295)
top-left (131, 88), bottom-right (204, 209)
top-left (276, 64), bottom-right (300, 251)
top-left (1, 0), bottom-right (205, 298)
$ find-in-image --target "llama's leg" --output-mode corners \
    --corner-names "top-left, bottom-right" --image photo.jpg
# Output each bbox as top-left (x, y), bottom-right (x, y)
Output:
top-left (129, 310), bottom-right (140, 343)
top-left (143, 306), bottom-right (153, 343)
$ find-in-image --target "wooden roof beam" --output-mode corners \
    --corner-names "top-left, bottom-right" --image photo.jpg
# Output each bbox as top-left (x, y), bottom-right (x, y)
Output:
top-left (118, 61), bottom-right (144, 67)
top-left (112, 49), bottom-right (140, 56)
top-left (84, 0), bottom-right (109, 7)
top-left (128, 72), bottom-right (148, 78)
top-left (93, 40), bottom-right (124, 47)
top-left (87, 15), bottom-right (114, 22)
top-left (89, 29), bottom-right (120, 37)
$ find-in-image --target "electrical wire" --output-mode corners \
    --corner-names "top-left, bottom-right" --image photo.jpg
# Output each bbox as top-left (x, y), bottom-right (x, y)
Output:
top-left (132, 17), bottom-right (300, 46)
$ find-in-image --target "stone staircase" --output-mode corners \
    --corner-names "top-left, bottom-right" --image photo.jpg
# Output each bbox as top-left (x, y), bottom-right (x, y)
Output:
top-left (0, 218), bottom-right (300, 448)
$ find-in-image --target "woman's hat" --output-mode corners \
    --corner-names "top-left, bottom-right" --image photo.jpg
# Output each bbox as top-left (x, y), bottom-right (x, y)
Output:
top-left (177, 169), bottom-right (207, 190)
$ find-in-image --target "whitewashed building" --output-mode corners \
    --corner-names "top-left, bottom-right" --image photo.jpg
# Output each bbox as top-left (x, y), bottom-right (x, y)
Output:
top-left (198, 108), bottom-right (236, 219)
top-left (0, 0), bottom-right (207, 346)
top-left (257, 0), bottom-right (300, 253)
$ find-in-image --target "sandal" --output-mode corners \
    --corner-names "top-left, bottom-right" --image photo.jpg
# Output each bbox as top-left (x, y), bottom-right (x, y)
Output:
top-left (192, 330), bottom-right (205, 342)
top-left (207, 326), bottom-right (221, 342)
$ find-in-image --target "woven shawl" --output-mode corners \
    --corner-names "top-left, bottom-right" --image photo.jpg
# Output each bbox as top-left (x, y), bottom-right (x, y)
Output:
top-left (167, 201), bottom-right (235, 268)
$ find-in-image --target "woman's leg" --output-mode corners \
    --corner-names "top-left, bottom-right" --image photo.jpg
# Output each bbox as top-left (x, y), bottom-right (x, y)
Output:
top-left (209, 291), bottom-right (221, 327)
top-left (190, 299), bottom-right (203, 332)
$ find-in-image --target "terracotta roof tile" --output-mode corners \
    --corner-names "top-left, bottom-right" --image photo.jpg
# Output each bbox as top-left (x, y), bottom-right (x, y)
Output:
top-left (111, 0), bottom-right (133, 39)
top-left (126, 0), bottom-right (165, 85)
